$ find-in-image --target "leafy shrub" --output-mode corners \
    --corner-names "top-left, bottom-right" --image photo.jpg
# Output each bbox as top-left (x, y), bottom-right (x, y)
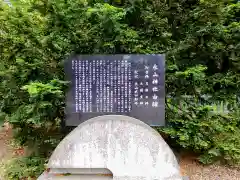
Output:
top-left (199, 128), bottom-right (240, 165)
top-left (4, 156), bottom-right (46, 179)
top-left (163, 106), bottom-right (240, 165)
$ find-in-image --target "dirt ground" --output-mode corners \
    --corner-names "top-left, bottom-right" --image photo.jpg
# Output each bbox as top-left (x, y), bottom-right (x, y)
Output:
top-left (179, 153), bottom-right (240, 180)
top-left (0, 124), bottom-right (240, 180)
top-left (0, 124), bottom-right (13, 179)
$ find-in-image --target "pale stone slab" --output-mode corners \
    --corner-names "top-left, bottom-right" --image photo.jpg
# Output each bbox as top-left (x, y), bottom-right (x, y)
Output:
top-left (38, 173), bottom-right (113, 180)
top-left (38, 115), bottom-right (182, 180)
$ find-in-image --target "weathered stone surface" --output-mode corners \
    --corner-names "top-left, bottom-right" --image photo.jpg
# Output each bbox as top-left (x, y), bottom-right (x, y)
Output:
top-left (38, 173), bottom-right (113, 180)
top-left (38, 115), bottom-right (182, 180)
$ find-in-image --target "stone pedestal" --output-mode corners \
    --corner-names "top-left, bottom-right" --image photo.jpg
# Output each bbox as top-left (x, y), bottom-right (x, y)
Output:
top-left (38, 115), bottom-right (182, 180)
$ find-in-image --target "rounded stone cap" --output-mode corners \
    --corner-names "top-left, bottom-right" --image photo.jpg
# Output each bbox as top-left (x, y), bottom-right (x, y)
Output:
top-left (45, 115), bottom-right (182, 180)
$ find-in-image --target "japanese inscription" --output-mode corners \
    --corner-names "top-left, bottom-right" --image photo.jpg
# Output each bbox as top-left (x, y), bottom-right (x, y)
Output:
top-left (64, 55), bottom-right (165, 126)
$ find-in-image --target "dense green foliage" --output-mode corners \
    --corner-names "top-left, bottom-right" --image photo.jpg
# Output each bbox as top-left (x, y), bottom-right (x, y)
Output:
top-left (0, 0), bottom-right (239, 178)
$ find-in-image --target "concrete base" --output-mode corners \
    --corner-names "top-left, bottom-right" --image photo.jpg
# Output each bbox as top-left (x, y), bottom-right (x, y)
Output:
top-left (38, 115), bottom-right (182, 180)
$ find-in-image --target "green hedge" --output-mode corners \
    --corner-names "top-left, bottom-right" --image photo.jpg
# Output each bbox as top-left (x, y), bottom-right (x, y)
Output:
top-left (0, 0), bottom-right (240, 178)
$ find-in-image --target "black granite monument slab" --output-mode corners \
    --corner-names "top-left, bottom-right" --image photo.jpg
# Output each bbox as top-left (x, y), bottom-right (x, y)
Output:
top-left (64, 55), bottom-right (165, 126)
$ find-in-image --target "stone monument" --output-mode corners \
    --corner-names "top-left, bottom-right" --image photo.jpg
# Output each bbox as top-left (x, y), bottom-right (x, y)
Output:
top-left (38, 115), bottom-right (182, 180)
top-left (37, 54), bottom-right (185, 179)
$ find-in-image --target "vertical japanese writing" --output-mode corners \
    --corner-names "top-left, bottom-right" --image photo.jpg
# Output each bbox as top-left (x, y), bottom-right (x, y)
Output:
top-left (107, 62), bottom-right (110, 112)
top-left (102, 60), bottom-right (106, 112)
top-left (82, 61), bottom-right (86, 112)
top-left (128, 61), bottom-right (131, 111)
top-left (152, 64), bottom-right (159, 108)
top-left (124, 59), bottom-right (128, 112)
top-left (106, 61), bottom-right (110, 112)
top-left (134, 70), bottom-right (139, 105)
top-left (85, 60), bottom-right (89, 112)
top-left (74, 60), bottom-right (79, 112)
top-left (113, 59), bottom-right (117, 111)
top-left (96, 59), bottom-right (100, 112)
top-left (139, 85), bottom-right (143, 105)
top-left (144, 65), bottom-right (149, 106)
top-left (69, 55), bottom-right (164, 127)
top-left (106, 61), bottom-right (109, 112)
top-left (88, 60), bottom-right (92, 112)
top-left (99, 59), bottom-right (103, 112)
top-left (91, 60), bottom-right (95, 112)
top-left (110, 61), bottom-right (113, 112)
top-left (78, 60), bottom-right (82, 112)
top-left (120, 60), bottom-right (124, 112)
top-left (117, 61), bottom-right (121, 112)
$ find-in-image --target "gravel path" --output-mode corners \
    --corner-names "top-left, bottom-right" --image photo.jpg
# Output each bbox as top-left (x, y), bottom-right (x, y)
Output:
top-left (179, 153), bottom-right (240, 180)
